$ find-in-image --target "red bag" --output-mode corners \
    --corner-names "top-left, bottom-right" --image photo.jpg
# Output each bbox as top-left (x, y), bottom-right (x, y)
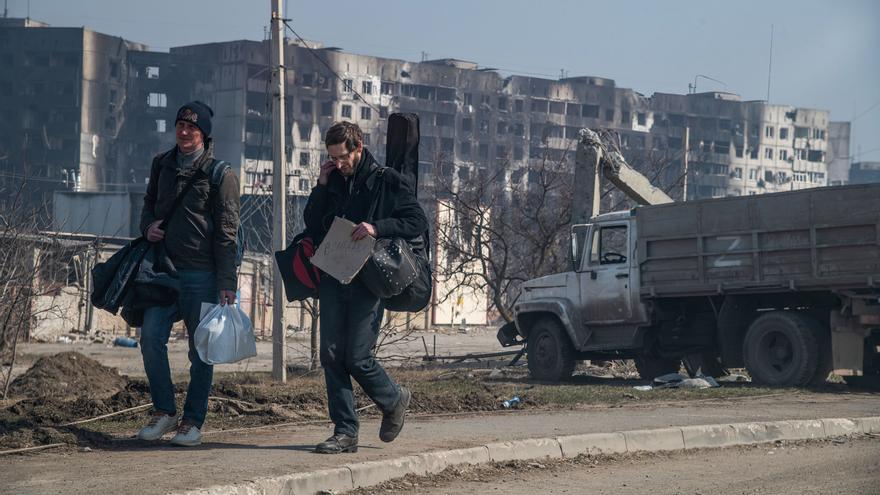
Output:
top-left (274, 231), bottom-right (321, 301)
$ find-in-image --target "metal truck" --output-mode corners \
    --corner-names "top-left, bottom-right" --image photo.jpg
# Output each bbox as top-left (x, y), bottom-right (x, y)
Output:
top-left (498, 129), bottom-right (880, 388)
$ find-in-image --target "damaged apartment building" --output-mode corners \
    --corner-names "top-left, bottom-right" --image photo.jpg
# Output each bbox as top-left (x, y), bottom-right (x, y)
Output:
top-left (1, 18), bottom-right (849, 222)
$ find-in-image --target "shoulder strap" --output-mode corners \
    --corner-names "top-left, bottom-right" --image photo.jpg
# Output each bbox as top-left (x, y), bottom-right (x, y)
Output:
top-left (210, 159), bottom-right (231, 189)
top-left (366, 167), bottom-right (388, 222)
top-left (157, 169), bottom-right (205, 231)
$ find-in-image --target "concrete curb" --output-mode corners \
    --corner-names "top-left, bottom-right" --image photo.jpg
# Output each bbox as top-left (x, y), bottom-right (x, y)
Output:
top-left (173, 415), bottom-right (880, 495)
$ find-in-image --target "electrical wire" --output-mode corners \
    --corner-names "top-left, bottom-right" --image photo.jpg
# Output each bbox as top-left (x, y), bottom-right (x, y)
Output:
top-left (280, 19), bottom-right (380, 114)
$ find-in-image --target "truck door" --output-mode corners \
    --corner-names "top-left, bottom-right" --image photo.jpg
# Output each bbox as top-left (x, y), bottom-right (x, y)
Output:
top-left (579, 223), bottom-right (633, 323)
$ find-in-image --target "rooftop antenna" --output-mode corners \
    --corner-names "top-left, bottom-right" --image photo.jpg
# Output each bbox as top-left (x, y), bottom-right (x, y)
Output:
top-left (420, 51), bottom-right (428, 62)
top-left (766, 24), bottom-right (774, 102)
top-left (4, 0), bottom-right (8, 18)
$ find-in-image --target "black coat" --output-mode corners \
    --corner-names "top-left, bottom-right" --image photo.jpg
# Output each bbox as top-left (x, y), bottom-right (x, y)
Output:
top-left (303, 149), bottom-right (427, 243)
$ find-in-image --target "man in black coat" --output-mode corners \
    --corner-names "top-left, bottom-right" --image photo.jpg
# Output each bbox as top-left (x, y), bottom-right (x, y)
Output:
top-left (304, 121), bottom-right (427, 454)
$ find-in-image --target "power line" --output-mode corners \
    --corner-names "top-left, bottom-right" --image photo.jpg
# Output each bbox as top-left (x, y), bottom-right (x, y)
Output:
top-left (281, 19), bottom-right (380, 114)
top-left (851, 100), bottom-right (880, 123)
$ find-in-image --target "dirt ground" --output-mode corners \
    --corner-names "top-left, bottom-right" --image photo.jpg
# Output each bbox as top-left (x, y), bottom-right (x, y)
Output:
top-left (0, 349), bottom-right (800, 452)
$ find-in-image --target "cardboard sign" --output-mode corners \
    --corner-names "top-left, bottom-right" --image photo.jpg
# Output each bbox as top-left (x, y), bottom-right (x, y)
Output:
top-left (309, 216), bottom-right (375, 284)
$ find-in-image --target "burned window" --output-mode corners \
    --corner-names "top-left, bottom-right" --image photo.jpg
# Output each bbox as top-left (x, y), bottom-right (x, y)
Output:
top-left (582, 104), bottom-right (599, 119)
top-left (299, 125), bottom-right (311, 141)
top-left (808, 150), bottom-right (824, 162)
top-left (441, 138), bottom-right (454, 153)
top-left (605, 109), bottom-right (615, 122)
top-left (531, 99), bottom-right (549, 113)
top-left (479, 143), bottom-right (489, 159)
top-left (714, 141), bottom-right (730, 154)
top-left (497, 96), bottom-right (508, 111)
top-left (146, 66), bottom-right (160, 79)
top-left (497, 121), bottom-right (508, 135)
top-left (380, 81), bottom-right (394, 95)
top-left (795, 126), bottom-right (809, 138)
top-left (300, 100), bottom-right (313, 114)
top-left (513, 123), bottom-right (525, 137)
top-left (321, 101), bottom-right (333, 117)
top-left (549, 101), bottom-right (565, 115)
top-left (299, 152), bottom-right (310, 166)
top-left (637, 113), bottom-right (647, 126)
top-left (621, 111), bottom-right (631, 124)
top-left (379, 106), bottom-right (388, 119)
top-left (464, 93), bottom-right (473, 106)
top-left (300, 73), bottom-right (314, 87)
top-left (462, 118), bottom-right (473, 132)
top-left (460, 141), bottom-right (471, 158)
top-left (513, 146), bottom-right (523, 161)
top-left (514, 99), bottom-right (524, 112)
top-left (779, 127), bottom-right (789, 140)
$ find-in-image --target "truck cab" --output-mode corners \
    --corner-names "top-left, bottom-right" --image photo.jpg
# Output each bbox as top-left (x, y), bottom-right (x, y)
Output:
top-left (501, 211), bottom-right (654, 380)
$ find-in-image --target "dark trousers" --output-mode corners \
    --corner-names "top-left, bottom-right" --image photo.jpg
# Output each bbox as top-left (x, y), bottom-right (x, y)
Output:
top-left (319, 276), bottom-right (400, 437)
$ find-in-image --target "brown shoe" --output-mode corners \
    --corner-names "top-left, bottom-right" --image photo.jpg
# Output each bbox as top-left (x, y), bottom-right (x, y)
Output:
top-left (315, 433), bottom-right (358, 454)
top-left (379, 386), bottom-right (411, 443)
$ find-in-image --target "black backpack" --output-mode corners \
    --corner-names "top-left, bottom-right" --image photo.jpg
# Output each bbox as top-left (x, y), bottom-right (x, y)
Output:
top-left (274, 231), bottom-right (321, 302)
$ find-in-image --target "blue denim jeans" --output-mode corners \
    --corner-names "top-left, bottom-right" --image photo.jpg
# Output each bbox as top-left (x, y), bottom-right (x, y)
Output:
top-left (319, 276), bottom-right (400, 438)
top-left (140, 270), bottom-right (218, 428)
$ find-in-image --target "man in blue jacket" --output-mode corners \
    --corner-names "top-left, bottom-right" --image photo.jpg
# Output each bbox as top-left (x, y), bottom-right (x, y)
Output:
top-left (304, 121), bottom-right (427, 454)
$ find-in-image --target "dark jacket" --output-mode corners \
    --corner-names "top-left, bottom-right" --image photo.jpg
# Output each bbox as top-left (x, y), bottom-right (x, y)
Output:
top-left (303, 149), bottom-right (427, 243)
top-left (90, 237), bottom-right (151, 314)
top-left (139, 141), bottom-right (240, 291)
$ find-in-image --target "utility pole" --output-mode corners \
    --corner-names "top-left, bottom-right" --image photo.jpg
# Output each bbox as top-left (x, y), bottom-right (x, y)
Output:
top-left (270, 0), bottom-right (287, 382)
top-left (682, 126), bottom-right (690, 201)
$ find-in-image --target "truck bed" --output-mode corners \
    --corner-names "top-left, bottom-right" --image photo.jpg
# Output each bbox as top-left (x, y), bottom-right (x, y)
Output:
top-left (636, 184), bottom-right (880, 298)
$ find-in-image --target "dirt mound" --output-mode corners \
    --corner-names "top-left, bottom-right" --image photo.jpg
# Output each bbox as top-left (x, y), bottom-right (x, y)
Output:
top-left (8, 351), bottom-right (128, 401)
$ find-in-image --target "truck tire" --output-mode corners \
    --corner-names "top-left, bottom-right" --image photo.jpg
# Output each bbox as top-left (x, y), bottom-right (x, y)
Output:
top-left (843, 375), bottom-right (880, 390)
top-left (634, 356), bottom-right (681, 380)
top-left (526, 317), bottom-right (576, 381)
top-left (743, 312), bottom-right (819, 387)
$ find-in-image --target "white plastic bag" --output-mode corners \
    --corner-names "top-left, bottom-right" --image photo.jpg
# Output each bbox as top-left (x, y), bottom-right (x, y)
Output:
top-left (193, 303), bottom-right (256, 365)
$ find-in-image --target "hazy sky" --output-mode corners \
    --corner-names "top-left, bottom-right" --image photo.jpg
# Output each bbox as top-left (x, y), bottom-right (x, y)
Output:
top-left (11, 0), bottom-right (880, 161)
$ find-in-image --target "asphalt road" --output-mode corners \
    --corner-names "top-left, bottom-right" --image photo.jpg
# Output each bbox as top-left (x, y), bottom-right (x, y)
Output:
top-left (394, 436), bottom-right (880, 495)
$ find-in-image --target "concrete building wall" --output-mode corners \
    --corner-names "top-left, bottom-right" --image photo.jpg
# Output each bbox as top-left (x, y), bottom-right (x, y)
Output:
top-left (53, 191), bottom-right (139, 237)
top-left (827, 121), bottom-right (852, 185)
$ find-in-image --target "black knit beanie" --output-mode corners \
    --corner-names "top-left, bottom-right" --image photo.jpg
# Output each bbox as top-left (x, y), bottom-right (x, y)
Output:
top-left (176, 100), bottom-right (214, 138)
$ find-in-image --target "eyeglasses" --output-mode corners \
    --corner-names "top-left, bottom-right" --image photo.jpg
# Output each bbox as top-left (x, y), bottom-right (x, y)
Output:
top-left (328, 149), bottom-right (354, 162)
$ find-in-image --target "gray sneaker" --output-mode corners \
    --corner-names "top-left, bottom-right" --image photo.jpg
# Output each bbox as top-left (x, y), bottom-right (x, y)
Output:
top-left (137, 412), bottom-right (178, 441)
top-left (170, 422), bottom-right (202, 447)
top-left (379, 386), bottom-right (411, 443)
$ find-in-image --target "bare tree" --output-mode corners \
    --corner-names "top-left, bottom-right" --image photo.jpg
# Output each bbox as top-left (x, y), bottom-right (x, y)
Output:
top-left (0, 181), bottom-right (74, 398)
top-left (432, 148), bottom-right (574, 324)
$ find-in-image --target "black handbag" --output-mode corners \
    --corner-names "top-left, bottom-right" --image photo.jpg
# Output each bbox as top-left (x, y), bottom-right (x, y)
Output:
top-left (359, 167), bottom-right (432, 313)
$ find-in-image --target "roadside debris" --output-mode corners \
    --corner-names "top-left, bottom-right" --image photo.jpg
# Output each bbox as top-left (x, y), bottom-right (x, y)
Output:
top-left (633, 373), bottom-right (720, 390)
top-left (113, 336), bottom-right (138, 348)
top-left (502, 396), bottom-right (522, 408)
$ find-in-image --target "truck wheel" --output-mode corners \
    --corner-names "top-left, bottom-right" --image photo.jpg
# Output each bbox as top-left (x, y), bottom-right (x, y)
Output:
top-left (634, 356), bottom-right (681, 380)
top-left (526, 318), bottom-right (576, 381)
top-left (843, 376), bottom-right (880, 391)
top-left (743, 312), bottom-right (819, 387)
